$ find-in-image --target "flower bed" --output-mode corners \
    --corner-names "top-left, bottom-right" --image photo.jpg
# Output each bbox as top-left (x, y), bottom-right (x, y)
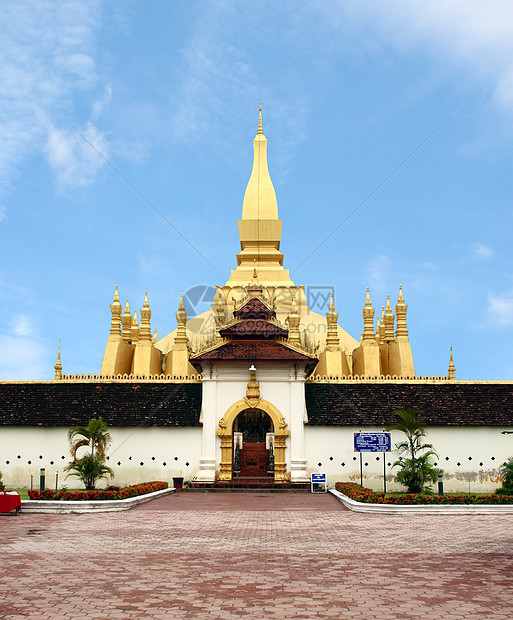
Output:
top-left (335, 482), bottom-right (513, 505)
top-left (28, 481), bottom-right (168, 501)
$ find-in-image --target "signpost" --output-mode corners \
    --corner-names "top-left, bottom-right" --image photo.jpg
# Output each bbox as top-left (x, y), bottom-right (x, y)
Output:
top-left (354, 432), bottom-right (391, 493)
top-left (311, 472), bottom-right (327, 493)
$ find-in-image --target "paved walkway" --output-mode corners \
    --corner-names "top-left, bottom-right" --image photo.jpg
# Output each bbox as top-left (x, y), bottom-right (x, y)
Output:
top-left (2, 492), bottom-right (513, 618)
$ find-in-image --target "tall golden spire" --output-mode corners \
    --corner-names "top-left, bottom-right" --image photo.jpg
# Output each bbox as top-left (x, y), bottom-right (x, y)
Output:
top-left (139, 291), bottom-right (152, 342)
top-left (395, 284), bottom-right (409, 339)
top-left (362, 287), bottom-right (376, 341)
top-left (121, 299), bottom-right (132, 343)
top-left (227, 105), bottom-right (292, 288)
top-left (325, 293), bottom-right (340, 351)
top-left (109, 284), bottom-right (122, 337)
top-left (383, 294), bottom-right (395, 341)
top-left (241, 104), bottom-right (278, 221)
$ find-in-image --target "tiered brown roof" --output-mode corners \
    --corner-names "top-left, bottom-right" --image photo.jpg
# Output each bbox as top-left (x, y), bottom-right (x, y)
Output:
top-left (305, 382), bottom-right (513, 426)
top-left (0, 383), bottom-right (201, 427)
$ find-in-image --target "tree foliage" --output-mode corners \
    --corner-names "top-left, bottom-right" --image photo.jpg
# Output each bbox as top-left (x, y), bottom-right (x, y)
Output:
top-left (64, 453), bottom-right (114, 491)
top-left (499, 457), bottom-right (513, 489)
top-left (387, 409), bottom-right (442, 494)
top-left (65, 418), bottom-right (113, 490)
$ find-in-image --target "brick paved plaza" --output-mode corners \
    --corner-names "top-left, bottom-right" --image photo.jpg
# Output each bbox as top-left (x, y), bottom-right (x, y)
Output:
top-left (2, 492), bottom-right (513, 619)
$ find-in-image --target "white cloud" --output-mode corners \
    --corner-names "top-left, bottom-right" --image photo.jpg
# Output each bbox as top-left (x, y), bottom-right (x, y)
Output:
top-left (12, 315), bottom-right (33, 338)
top-left (170, 3), bottom-right (308, 180)
top-left (472, 243), bottom-right (494, 259)
top-left (319, 1), bottom-right (513, 112)
top-left (92, 83), bottom-right (113, 120)
top-left (0, 1), bottom-right (103, 213)
top-left (46, 121), bottom-right (108, 188)
top-left (487, 291), bottom-right (513, 326)
top-left (367, 254), bottom-right (391, 295)
top-left (0, 334), bottom-right (48, 380)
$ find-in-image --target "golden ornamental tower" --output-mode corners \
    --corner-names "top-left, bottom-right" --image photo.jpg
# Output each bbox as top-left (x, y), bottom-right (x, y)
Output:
top-left (226, 105), bottom-right (294, 288)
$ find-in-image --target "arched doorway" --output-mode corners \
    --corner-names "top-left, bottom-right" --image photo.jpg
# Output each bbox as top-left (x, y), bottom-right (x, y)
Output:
top-left (233, 409), bottom-right (273, 478)
top-left (216, 399), bottom-right (289, 483)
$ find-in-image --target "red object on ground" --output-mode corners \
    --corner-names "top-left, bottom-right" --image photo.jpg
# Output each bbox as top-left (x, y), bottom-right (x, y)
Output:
top-left (0, 493), bottom-right (22, 514)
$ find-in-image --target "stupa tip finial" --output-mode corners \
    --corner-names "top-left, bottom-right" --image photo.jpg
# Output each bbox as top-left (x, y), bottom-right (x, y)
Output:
top-left (386, 293), bottom-right (392, 313)
top-left (257, 102), bottom-right (264, 136)
top-left (113, 284), bottom-right (120, 303)
top-left (397, 283), bottom-right (405, 304)
top-left (178, 292), bottom-right (185, 312)
top-left (365, 286), bottom-right (372, 307)
top-left (329, 291), bottom-right (336, 313)
top-left (123, 298), bottom-right (130, 315)
top-left (143, 290), bottom-right (149, 308)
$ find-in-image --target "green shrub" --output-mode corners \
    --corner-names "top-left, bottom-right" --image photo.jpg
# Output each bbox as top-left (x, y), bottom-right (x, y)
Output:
top-left (495, 487), bottom-right (513, 495)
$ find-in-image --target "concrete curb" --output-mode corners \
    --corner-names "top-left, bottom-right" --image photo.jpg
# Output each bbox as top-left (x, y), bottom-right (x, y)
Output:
top-left (329, 489), bottom-right (513, 514)
top-left (20, 487), bottom-right (175, 514)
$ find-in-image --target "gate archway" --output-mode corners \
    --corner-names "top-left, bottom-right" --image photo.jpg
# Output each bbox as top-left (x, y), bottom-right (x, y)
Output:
top-left (216, 399), bottom-right (289, 483)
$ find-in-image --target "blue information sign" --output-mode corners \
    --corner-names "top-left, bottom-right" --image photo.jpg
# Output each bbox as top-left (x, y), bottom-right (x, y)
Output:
top-left (354, 432), bottom-right (391, 453)
top-left (311, 472), bottom-right (327, 493)
top-left (311, 473), bottom-right (327, 483)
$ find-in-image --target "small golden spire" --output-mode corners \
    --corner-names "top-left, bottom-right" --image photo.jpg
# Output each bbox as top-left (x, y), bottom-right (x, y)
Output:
top-left (257, 102), bottom-right (263, 135)
top-left (178, 292), bottom-right (185, 312)
top-left (132, 309), bottom-right (139, 328)
top-left (153, 328), bottom-right (158, 344)
top-left (54, 344), bottom-right (62, 380)
top-left (365, 286), bottom-right (372, 308)
top-left (143, 291), bottom-right (149, 308)
top-left (397, 283), bottom-right (405, 305)
top-left (385, 294), bottom-right (393, 315)
top-left (329, 291), bottom-right (336, 314)
top-left (123, 299), bottom-right (130, 315)
top-left (448, 346), bottom-right (456, 380)
top-left (113, 284), bottom-right (120, 303)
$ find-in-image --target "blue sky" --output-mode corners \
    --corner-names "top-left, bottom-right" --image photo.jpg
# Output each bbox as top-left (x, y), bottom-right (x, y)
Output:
top-left (1, 0), bottom-right (513, 380)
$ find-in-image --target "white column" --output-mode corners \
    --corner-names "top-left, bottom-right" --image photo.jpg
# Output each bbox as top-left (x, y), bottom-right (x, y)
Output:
top-left (289, 365), bottom-right (309, 483)
top-left (194, 364), bottom-right (217, 483)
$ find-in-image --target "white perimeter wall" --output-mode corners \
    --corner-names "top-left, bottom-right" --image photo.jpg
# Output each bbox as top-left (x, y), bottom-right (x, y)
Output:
top-left (3, 423), bottom-right (513, 493)
top-left (305, 426), bottom-right (513, 493)
top-left (0, 427), bottom-right (202, 489)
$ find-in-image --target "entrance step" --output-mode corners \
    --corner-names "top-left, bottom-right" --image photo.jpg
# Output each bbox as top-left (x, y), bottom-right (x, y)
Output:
top-left (189, 477), bottom-right (310, 492)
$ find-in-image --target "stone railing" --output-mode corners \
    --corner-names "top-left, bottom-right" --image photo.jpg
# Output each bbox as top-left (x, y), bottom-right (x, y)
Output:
top-left (306, 374), bottom-right (451, 383)
top-left (59, 373), bottom-right (202, 382)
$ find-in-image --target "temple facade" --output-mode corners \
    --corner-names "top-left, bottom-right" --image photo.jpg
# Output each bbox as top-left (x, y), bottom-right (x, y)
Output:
top-left (1, 109), bottom-right (512, 492)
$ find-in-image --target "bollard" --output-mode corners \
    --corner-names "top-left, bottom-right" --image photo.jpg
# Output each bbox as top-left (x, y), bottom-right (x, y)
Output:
top-left (39, 468), bottom-right (45, 491)
top-left (437, 472), bottom-right (444, 496)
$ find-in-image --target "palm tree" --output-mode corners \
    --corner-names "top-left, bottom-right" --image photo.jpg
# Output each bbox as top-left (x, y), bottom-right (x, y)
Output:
top-left (64, 453), bottom-right (114, 490)
top-left (387, 409), bottom-right (442, 494)
top-left (499, 457), bottom-right (513, 489)
top-left (65, 418), bottom-right (114, 490)
top-left (68, 417), bottom-right (112, 460)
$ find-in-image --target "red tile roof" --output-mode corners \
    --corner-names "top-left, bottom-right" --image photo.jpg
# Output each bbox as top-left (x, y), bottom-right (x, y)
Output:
top-left (220, 319), bottom-right (288, 339)
top-left (193, 340), bottom-right (316, 363)
top-left (233, 297), bottom-right (275, 319)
